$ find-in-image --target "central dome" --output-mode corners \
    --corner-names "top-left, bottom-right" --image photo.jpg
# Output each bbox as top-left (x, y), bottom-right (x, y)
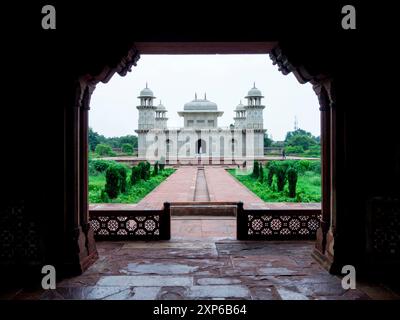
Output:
top-left (184, 97), bottom-right (218, 111)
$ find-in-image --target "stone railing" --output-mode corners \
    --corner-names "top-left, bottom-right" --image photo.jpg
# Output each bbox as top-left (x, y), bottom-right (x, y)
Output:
top-left (89, 201), bottom-right (321, 241)
top-left (89, 203), bottom-right (170, 240)
top-left (236, 202), bottom-right (321, 240)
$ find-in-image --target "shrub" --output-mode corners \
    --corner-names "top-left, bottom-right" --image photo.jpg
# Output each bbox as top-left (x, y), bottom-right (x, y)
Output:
top-left (266, 161), bottom-right (277, 187)
top-left (88, 160), bottom-right (98, 176)
top-left (159, 156), bottom-right (166, 170)
top-left (95, 143), bottom-right (115, 156)
top-left (130, 165), bottom-right (141, 185)
top-left (285, 145), bottom-right (304, 154)
top-left (138, 161), bottom-right (151, 180)
top-left (138, 162), bottom-right (145, 180)
top-left (252, 161), bottom-right (260, 178)
top-left (287, 167), bottom-right (298, 197)
top-left (145, 161), bottom-right (151, 173)
top-left (121, 143), bottom-right (133, 154)
top-left (100, 189), bottom-right (110, 202)
top-left (104, 165), bottom-right (121, 199)
top-left (304, 145), bottom-right (321, 157)
top-left (258, 162), bottom-right (264, 183)
top-left (276, 166), bottom-right (287, 192)
top-left (309, 160), bottom-right (321, 174)
top-left (92, 160), bottom-right (113, 173)
top-left (266, 169), bottom-right (274, 187)
top-left (153, 161), bottom-right (159, 176)
top-left (295, 160), bottom-right (311, 174)
top-left (116, 165), bottom-right (127, 193)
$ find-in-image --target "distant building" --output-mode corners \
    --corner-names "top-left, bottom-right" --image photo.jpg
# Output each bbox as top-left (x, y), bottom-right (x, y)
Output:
top-left (135, 83), bottom-right (266, 161)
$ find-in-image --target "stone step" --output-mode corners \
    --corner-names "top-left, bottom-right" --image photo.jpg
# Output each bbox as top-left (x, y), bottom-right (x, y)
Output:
top-left (171, 205), bottom-right (236, 216)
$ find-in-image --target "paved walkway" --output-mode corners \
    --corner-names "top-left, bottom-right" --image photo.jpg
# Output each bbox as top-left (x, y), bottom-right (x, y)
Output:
top-left (89, 166), bottom-right (321, 211)
top-left (193, 168), bottom-right (210, 201)
top-left (135, 167), bottom-right (197, 209)
top-left (136, 166), bottom-right (320, 210)
top-left (205, 167), bottom-right (265, 208)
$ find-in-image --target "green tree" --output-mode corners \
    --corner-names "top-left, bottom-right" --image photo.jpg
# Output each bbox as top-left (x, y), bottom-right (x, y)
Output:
top-left (252, 161), bottom-right (260, 178)
top-left (89, 128), bottom-right (106, 151)
top-left (120, 135), bottom-right (138, 149)
top-left (258, 162), bottom-right (264, 182)
top-left (287, 134), bottom-right (317, 151)
top-left (89, 128), bottom-right (138, 151)
top-left (285, 145), bottom-right (304, 155)
top-left (304, 145), bottom-right (321, 157)
top-left (153, 161), bottom-right (159, 176)
top-left (138, 161), bottom-right (151, 180)
top-left (116, 165), bottom-right (127, 193)
top-left (264, 133), bottom-right (273, 148)
top-left (276, 166), bottom-right (287, 192)
top-left (145, 161), bottom-right (151, 179)
top-left (267, 168), bottom-right (274, 187)
top-left (104, 166), bottom-right (121, 198)
top-left (287, 167), bottom-right (298, 197)
top-left (266, 161), bottom-right (276, 187)
top-left (121, 143), bottom-right (134, 154)
top-left (95, 143), bottom-right (114, 156)
top-left (130, 166), bottom-right (141, 185)
top-left (91, 159), bottom-right (113, 173)
top-left (159, 156), bottom-right (166, 170)
top-left (284, 128), bottom-right (319, 154)
top-left (89, 128), bottom-right (100, 151)
top-left (285, 128), bottom-right (313, 142)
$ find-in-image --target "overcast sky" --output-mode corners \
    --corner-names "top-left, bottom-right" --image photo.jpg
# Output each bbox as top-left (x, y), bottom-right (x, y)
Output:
top-left (89, 54), bottom-right (320, 141)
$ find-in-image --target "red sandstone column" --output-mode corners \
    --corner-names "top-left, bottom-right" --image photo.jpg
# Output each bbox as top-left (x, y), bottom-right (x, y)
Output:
top-left (313, 83), bottom-right (331, 261)
top-left (80, 84), bottom-right (97, 259)
top-left (64, 81), bottom-right (98, 276)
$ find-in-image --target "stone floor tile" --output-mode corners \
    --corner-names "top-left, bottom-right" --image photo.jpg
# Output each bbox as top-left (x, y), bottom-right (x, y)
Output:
top-left (249, 286), bottom-right (280, 300)
top-left (276, 286), bottom-right (310, 300)
top-left (103, 287), bottom-right (160, 300)
top-left (157, 286), bottom-right (189, 300)
top-left (195, 277), bottom-right (242, 285)
top-left (187, 285), bottom-right (251, 299)
top-left (40, 286), bottom-right (131, 300)
top-left (97, 275), bottom-right (193, 287)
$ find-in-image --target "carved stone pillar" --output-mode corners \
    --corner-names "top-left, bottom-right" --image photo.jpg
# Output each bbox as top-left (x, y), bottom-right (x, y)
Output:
top-left (270, 44), bottom-right (338, 272)
top-left (63, 80), bottom-right (98, 276)
top-left (312, 83), bottom-right (331, 265)
top-left (63, 45), bottom-right (140, 277)
top-left (325, 100), bottom-right (337, 265)
top-left (310, 79), bottom-right (339, 272)
top-left (80, 83), bottom-right (98, 261)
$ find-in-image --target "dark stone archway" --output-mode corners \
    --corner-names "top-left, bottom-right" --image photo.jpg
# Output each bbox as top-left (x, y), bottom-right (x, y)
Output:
top-left (2, 2), bottom-right (399, 289)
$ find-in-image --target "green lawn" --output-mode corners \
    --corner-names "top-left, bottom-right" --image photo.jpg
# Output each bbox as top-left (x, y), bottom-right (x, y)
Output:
top-left (89, 168), bottom-right (175, 204)
top-left (228, 166), bottom-right (321, 203)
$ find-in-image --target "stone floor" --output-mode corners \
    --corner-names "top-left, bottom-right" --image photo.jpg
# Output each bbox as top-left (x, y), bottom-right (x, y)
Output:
top-left (6, 217), bottom-right (398, 300)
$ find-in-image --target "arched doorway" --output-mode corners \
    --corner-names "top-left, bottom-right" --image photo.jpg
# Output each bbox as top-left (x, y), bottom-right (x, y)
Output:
top-left (196, 139), bottom-right (206, 154)
top-left (63, 41), bottom-right (334, 278)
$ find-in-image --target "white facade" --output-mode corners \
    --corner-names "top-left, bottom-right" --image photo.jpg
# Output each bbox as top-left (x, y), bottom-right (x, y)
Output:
top-left (135, 84), bottom-right (266, 161)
